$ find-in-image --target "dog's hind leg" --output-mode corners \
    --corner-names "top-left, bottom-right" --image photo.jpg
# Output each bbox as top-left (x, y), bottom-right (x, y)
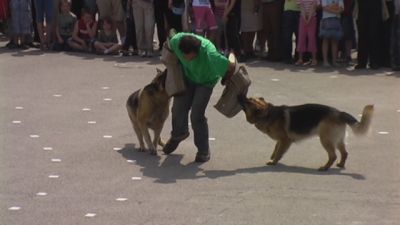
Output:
top-left (139, 123), bottom-right (157, 155)
top-left (267, 139), bottom-right (292, 166)
top-left (132, 122), bottom-right (146, 152)
top-left (336, 140), bottom-right (348, 168)
top-left (319, 138), bottom-right (337, 171)
top-left (152, 127), bottom-right (162, 152)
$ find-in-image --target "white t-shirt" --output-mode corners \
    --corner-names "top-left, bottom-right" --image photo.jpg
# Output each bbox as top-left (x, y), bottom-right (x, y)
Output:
top-left (192, 0), bottom-right (211, 7)
top-left (321, 0), bottom-right (343, 18)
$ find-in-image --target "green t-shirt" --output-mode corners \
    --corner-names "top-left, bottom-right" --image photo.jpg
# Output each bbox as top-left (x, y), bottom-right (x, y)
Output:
top-left (169, 33), bottom-right (229, 87)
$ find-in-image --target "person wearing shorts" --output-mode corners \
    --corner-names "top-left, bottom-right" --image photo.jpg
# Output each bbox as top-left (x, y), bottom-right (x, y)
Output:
top-left (319, 0), bottom-right (343, 67)
top-left (191, 0), bottom-right (218, 44)
top-left (34, 0), bottom-right (55, 50)
top-left (96, 0), bottom-right (126, 40)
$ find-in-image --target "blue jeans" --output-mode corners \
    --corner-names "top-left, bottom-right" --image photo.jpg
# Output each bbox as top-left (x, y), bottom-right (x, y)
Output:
top-left (33, 0), bottom-right (54, 23)
top-left (170, 79), bottom-right (213, 153)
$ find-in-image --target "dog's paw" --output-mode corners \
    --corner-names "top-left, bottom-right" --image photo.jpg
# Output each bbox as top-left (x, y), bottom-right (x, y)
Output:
top-left (318, 166), bottom-right (329, 171)
top-left (336, 163), bottom-right (345, 169)
top-left (149, 150), bottom-right (157, 155)
top-left (266, 161), bottom-right (277, 166)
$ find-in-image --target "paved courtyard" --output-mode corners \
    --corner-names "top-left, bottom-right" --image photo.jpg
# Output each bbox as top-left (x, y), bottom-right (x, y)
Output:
top-left (1, 39), bottom-right (399, 225)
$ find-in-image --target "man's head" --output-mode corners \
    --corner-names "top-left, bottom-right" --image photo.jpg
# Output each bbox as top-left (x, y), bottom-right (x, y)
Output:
top-left (179, 35), bottom-right (201, 61)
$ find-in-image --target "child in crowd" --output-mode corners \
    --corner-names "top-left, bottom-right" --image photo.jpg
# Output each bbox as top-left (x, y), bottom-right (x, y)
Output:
top-left (54, 0), bottom-right (77, 51)
top-left (191, 0), bottom-right (217, 44)
top-left (296, 0), bottom-right (319, 66)
top-left (131, 0), bottom-right (155, 57)
top-left (9, 0), bottom-right (32, 49)
top-left (69, 8), bottom-right (97, 52)
top-left (319, 0), bottom-right (343, 67)
top-left (93, 17), bottom-right (121, 54)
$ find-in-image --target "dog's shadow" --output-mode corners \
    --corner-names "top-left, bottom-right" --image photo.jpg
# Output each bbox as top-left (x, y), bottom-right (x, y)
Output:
top-left (118, 144), bottom-right (366, 183)
top-left (203, 164), bottom-right (366, 180)
top-left (118, 144), bottom-right (207, 183)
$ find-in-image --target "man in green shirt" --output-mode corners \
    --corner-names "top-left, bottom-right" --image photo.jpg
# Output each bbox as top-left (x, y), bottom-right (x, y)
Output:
top-left (162, 32), bottom-right (235, 162)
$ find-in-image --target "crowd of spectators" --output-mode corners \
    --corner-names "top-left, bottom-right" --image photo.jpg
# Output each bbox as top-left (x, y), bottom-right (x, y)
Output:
top-left (0, 0), bottom-right (399, 71)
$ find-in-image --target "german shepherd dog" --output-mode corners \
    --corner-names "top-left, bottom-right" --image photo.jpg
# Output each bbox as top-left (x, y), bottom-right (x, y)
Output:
top-left (126, 69), bottom-right (170, 155)
top-left (238, 95), bottom-right (374, 171)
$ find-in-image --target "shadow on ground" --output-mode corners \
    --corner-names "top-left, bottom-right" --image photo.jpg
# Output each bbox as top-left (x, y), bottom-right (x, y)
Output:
top-left (118, 143), bottom-right (366, 184)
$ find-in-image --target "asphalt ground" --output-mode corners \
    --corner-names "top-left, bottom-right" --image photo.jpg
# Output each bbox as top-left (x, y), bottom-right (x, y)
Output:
top-left (1, 39), bottom-right (399, 225)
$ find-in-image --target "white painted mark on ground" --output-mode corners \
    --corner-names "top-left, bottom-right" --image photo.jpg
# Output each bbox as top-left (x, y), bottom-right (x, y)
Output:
top-left (330, 75), bottom-right (338, 78)
top-left (116, 198), bottom-right (128, 202)
top-left (53, 94), bottom-right (62, 97)
top-left (127, 160), bottom-right (135, 164)
top-left (8, 206), bottom-right (21, 211)
top-left (43, 147), bottom-right (53, 151)
top-left (101, 87), bottom-right (110, 90)
top-left (378, 131), bottom-right (389, 135)
top-left (88, 121), bottom-right (97, 124)
top-left (209, 137), bottom-right (216, 141)
top-left (15, 106), bottom-right (24, 110)
top-left (397, 109), bottom-right (400, 113)
top-left (131, 177), bottom-right (142, 181)
top-left (12, 120), bottom-right (22, 124)
top-left (103, 135), bottom-right (112, 139)
top-left (36, 192), bottom-right (47, 196)
top-left (271, 78), bottom-right (280, 82)
top-left (85, 213), bottom-right (96, 218)
top-left (30, 134), bottom-right (40, 138)
top-left (113, 147), bottom-right (122, 151)
top-left (82, 108), bottom-right (91, 111)
top-left (48, 175), bottom-right (60, 179)
top-left (51, 158), bottom-right (62, 162)
top-left (103, 98), bottom-right (112, 101)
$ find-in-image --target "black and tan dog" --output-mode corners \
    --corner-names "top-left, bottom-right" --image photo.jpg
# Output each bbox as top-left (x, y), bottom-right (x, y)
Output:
top-left (126, 69), bottom-right (170, 155)
top-left (238, 95), bottom-right (374, 171)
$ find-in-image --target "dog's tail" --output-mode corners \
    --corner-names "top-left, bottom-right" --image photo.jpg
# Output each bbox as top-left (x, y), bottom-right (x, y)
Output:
top-left (340, 105), bottom-right (374, 136)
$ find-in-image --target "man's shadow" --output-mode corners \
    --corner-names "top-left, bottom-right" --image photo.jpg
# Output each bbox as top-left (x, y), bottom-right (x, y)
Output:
top-left (118, 143), bottom-right (207, 184)
top-left (118, 144), bottom-right (366, 183)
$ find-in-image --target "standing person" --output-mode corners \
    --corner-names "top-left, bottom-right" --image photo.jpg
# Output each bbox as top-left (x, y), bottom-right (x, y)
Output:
top-left (34, 0), bottom-right (55, 50)
top-left (168, 0), bottom-right (185, 32)
top-left (154, 0), bottom-right (169, 51)
top-left (354, 0), bottom-right (385, 69)
top-left (213, 0), bottom-right (228, 52)
top-left (281, 0), bottom-right (300, 64)
top-left (319, 0), bottom-right (343, 67)
top-left (224, 0), bottom-right (246, 62)
top-left (241, 0), bottom-right (263, 59)
top-left (9, 0), bottom-right (32, 49)
top-left (54, 0), bottom-right (77, 51)
top-left (162, 33), bottom-right (235, 163)
top-left (96, 0), bottom-right (126, 42)
top-left (122, 0), bottom-right (138, 56)
top-left (295, 0), bottom-right (319, 66)
top-left (258, 0), bottom-right (284, 61)
top-left (191, 0), bottom-right (218, 44)
top-left (131, 0), bottom-right (155, 57)
top-left (68, 9), bottom-right (97, 52)
top-left (338, 0), bottom-right (355, 64)
top-left (93, 17), bottom-right (121, 54)
top-left (391, 0), bottom-right (400, 71)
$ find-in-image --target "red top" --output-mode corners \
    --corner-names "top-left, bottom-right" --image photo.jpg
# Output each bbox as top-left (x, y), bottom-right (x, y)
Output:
top-left (78, 19), bottom-right (94, 41)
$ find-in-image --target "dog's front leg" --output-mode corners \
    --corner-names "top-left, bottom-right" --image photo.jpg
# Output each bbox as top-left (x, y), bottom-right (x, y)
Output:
top-left (267, 139), bottom-right (292, 166)
top-left (152, 127), bottom-right (162, 153)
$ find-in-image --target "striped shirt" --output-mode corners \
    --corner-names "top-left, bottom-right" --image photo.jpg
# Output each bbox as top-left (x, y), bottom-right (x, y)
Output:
top-left (192, 0), bottom-right (212, 7)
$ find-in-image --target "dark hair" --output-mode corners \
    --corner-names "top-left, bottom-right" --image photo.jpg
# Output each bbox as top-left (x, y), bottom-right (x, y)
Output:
top-left (178, 35), bottom-right (201, 54)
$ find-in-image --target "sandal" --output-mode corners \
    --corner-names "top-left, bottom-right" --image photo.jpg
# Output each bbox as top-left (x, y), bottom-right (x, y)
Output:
top-left (295, 60), bottom-right (303, 66)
